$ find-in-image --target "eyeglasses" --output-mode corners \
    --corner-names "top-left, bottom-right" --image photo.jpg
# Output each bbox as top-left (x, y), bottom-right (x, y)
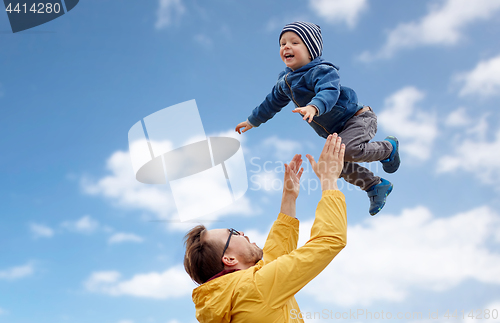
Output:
top-left (221, 228), bottom-right (241, 257)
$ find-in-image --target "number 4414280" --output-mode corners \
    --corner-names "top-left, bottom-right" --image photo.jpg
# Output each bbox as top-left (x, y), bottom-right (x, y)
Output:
top-left (5, 2), bottom-right (62, 14)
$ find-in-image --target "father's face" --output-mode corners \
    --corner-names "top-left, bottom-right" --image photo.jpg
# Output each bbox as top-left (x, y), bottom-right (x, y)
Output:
top-left (206, 228), bottom-right (263, 266)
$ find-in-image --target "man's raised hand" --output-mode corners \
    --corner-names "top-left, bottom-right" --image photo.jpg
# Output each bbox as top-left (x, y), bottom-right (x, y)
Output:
top-left (306, 134), bottom-right (345, 191)
top-left (283, 154), bottom-right (304, 200)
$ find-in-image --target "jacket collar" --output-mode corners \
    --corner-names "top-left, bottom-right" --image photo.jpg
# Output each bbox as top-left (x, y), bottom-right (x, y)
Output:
top-left (206, 269), bottom-right (241, 282)
top-left (284, 56), bottom-right (338, 74)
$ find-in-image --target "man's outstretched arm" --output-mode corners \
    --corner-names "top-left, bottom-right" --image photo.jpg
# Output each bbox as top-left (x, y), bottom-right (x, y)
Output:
top-left (262, 154), bottom-right (304, 264)
top-left (256, 134), bottom-right (347, 308)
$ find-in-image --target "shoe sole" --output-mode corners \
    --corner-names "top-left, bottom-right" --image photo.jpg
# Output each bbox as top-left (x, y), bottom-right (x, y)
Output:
top-left (370, 184), bottom-right (393, 216)
top-left (383, 136), bottom-right (400, 174)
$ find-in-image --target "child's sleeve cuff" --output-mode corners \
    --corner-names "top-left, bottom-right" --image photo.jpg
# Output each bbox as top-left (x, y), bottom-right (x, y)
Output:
top-left (246, 119), bottom-right (256, 127)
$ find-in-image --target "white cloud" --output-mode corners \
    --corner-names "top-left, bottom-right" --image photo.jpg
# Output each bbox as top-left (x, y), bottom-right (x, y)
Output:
top-left (86, 271), bottom-right (120, 286)
top-left (445, 107), bottom-right (470, 127)
top-left (444, 108), bottom-right (491, 142)
top-left (299, 205), bottom-right (500, 306)
top-left (378, 86), bottom-right (438, 161)
top-left (208, 129), bottom-right (247, 143)
top-left (262, 136), bottom-right (302, 161)
top-left (193, 34), bottom-right (213, 49)
top-left (61, 215), bottom-right (99, 234)
top-left (155, 0), bottom-right (185, 29)
top-left (309, 0), bottom-right (368, 28)
top-left (247, 136), bottom-right (319, 195)
top-left (456, 54), bottom-right (500, 98)
top-left (249, 171), bottom-right (282, 193)
top-left (108, 233), bottom-right (144, 244)
top-left (359, 0), bottom-right (500, 61)
top-left (475, 301), bottom-right (500, 323)
top-left (84, 265), bottom-right (195, 299)
top-left (82, 149), bottom-right (177, 220)
top-left (83, 134), bottom-right (254, 227)
top-left (0, 263), bottom-right (34, 280)
top-left (29, 223), bottom-right (54, 238)
top-left (437, 128), bottom-right (500, 185)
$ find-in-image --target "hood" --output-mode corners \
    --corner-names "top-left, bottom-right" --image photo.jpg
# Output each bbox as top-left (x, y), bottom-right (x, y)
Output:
top-left (285, 56), bottom-right (339, 74)
top-left (192, 270), bottom-right (243, 323)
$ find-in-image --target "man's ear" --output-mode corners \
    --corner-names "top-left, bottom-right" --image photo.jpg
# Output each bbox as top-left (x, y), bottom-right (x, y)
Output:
top-left (222, 255), bottom-right (239, 268)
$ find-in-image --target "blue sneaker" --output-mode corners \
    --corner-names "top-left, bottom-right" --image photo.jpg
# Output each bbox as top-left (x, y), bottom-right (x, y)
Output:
top-left (367, 178), bottom-right (393, 216)
top-left (380, 136), bottom-right (400, 173)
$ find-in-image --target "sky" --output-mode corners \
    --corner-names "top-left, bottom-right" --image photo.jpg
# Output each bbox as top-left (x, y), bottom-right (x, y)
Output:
top-left (1, 0), bottom-right (500, 322)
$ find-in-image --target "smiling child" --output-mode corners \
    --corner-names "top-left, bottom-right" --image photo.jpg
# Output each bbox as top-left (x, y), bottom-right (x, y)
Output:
top-left (235, 21), bottom-right (401, 215)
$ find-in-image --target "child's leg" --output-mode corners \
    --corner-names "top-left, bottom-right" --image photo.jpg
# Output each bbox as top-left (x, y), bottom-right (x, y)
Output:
top-left (341, 162), bottom-right (393, 216)
top-left (338, 107), bottom-right (396, 215)
top-left (339, 107), bottom-right (392, 163)
top-left (341, 162), bottom-right (380, 191)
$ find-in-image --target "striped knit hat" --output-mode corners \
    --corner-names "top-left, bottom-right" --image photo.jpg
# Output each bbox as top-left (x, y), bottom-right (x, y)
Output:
top-left (279, 21), bottom-right (323, 60)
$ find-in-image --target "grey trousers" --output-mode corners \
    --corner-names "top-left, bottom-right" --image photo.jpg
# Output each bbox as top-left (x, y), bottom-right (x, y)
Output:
top-left (338, 108), bottom-right (393, 191)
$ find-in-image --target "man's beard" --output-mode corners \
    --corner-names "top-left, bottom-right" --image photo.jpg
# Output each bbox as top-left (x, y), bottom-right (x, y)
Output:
top-left (248, 245), bottom-right (264, 265)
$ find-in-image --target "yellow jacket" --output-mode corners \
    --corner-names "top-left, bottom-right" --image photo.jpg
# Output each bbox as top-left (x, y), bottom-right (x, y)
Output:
top-left (192, 190), bottom-right (347, 323)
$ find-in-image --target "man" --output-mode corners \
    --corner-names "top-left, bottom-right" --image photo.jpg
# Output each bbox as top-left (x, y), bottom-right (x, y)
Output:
top-left (184, 134), bottom-right (348, 322)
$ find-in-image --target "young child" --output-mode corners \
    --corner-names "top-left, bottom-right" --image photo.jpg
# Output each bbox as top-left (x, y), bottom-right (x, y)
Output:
top-left (235, 21), bottom-right (400, 216)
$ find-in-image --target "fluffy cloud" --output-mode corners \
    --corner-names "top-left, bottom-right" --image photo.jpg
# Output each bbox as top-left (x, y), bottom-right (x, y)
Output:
top-left (437, 128), bottom-right (500, 186)
top-left (29, 223), bottom-right (54, 238)
top-left (108, 233), bottom-right (144, 244)
top-left (246, 136), bottom-right (307, 194)
top-left (298, 205), bottom-right (500, 306)
top-left (61, 215), bottom-right (99, 234)
top-left (455, 54), bottom-right (500, 98)
top-left (309, 0), bottom-right (368, 28)
top-left (262, 136), bottom-right (303, 161)
top-left (155, 0), bottom-right (185, 29)
top-left (248, 170), bottom-right (282, 194)
top-left (378, 87), bottom-right (438, 161)
top-left (84, 265), bottom-right (195, 299)
top-left (0, 263), bottom-right (34, 280)
top-left (82, 149), bottom-right (177, 219)
top-left (83, 131), bottom-right (253, 227)
top-left (444, 107), bottom-right (469, 127)
top-left (359, 0), bottom-right (500, 61)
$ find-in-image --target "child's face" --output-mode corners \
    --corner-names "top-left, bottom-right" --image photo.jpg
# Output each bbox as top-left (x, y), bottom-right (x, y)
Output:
top-left (280, 31), bottom-right (312, 71)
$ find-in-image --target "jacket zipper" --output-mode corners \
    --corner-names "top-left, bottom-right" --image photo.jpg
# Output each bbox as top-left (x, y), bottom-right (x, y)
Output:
top-left (284, 73), bottom-right (331, 136)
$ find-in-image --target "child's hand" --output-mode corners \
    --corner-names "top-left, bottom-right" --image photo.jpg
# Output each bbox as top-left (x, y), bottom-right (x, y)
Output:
top-left (235, 121), bottom-right (253, 134)
top-left (292, 105), bottom-right (318, 123)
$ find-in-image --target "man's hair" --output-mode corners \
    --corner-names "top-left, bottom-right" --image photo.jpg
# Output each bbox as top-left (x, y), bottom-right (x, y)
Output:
top-left (184, 225), bottom-right (225, 285)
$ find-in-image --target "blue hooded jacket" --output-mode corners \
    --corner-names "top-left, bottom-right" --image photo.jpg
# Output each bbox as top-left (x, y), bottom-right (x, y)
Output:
top-left (247, 57), bottom-right (363, 138)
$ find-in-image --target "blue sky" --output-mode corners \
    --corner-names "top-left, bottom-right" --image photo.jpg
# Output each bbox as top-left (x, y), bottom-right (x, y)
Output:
top-left (1, 0), bottom-right (500, 322)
